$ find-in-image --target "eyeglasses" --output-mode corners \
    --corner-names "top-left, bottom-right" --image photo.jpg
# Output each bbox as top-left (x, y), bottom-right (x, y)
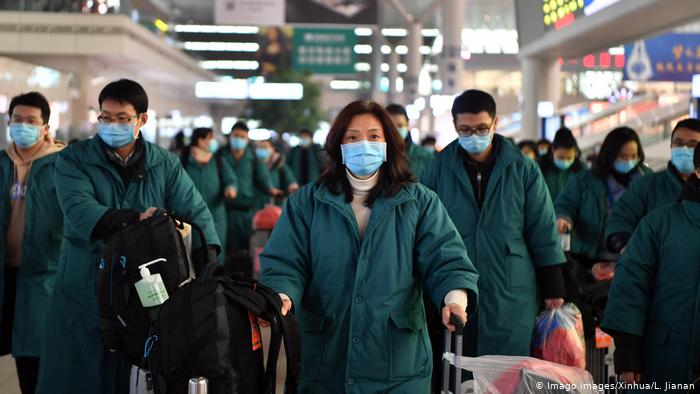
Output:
top-left (97, 114), bottom-right (139, 124)
top-left (671, 139), bottom-right (698, 149)
top-left (10, 117), bottom-right (44, 126)
top-left (456, 119), bottom-right (495, 137)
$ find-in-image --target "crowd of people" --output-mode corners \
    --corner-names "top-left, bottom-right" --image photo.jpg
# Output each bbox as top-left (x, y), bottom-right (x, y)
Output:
top-left (0, 78), bottom-right (699, 393)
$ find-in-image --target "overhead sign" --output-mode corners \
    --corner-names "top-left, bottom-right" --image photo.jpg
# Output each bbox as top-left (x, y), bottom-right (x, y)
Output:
top-left (292, 28), bottom-right (356, 74)
top-left (214, 0), bottom-right (284, 26)
top-left (624, 34), bottom-right (700, 82)
top-left (543, 0), bottom-right (619, 31)
top-left (195, 80), bottom-right (303, 100)
top-left (286, 0), bottom-right (377, 25)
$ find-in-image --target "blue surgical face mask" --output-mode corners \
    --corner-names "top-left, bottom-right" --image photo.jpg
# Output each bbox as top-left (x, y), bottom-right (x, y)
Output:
top-left (256, 148), bottom-right (271, 160)
top-left (230, 137), bottom-right (247, 150)
top-left (300, 137), bottom-right (312, 146)
top-left (458, 134), bottom-right (492, 155)
top-left (613, 158), bottom-right (639, 174)
top-left (341, 141), bottom-right (387, 177)
top-left (398, 127), bottom-right (409, 140)
top-left (671, 147), bottom-right (695, 174)
top-left (98, 123), bottom-right (136, 148)
top-left (10, 123), bottom-right (42, 148)
top-left (208, 139), bottom-right (219, 153)
top-left (554, 158), bottom-right (575, 171)
top-left (424, 146), bottom-right (435, 154)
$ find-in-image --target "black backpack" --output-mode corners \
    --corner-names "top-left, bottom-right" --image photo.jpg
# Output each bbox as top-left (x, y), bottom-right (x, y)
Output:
top-left (96, 213), bottom-right (218, 367)
top-left (149, 275), bottom-right (301, 394)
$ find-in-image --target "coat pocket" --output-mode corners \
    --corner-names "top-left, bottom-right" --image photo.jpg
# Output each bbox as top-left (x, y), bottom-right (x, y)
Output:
top-left (61, 243), bottom-right (98, 294)
top-left (506, 240), bottom-right (534, 290)
top-left (300, 314), bottom-right (329, 379)
top-left (389, 310), bottom-right (430, 380)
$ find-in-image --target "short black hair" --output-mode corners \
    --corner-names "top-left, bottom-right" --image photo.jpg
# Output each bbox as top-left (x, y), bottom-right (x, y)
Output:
top-left (9, 92), bottom-right (51, 124)
top-left (672, 118), bottom-right (700, 138)
top-left (695, 142), bottom-right (700, 170)
top-left (552, 127), bottom-right (578, 150)
top-left (537, 138), bottom-right (551, 148)
top-left (385, 103), bottom-right (408, 120)
top-left (98, 79), bottom-right (148, 113)
top-left (190, 127), bottom-right (213, 147)
top-left (421, 136), bottom-right (436, 146)
top-left (451, 89), bottom-right (496, 122)
top-left (299, 128), bottom-right (313, 137)
top-left (231, 121), bottom-right (249, 133)
top-left (517, 140), bottom-right (537, 153)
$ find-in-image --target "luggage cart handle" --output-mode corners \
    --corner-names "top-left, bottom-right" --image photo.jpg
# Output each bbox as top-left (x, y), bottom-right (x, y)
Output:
top-left (450, 315), bottom-right (465, 334)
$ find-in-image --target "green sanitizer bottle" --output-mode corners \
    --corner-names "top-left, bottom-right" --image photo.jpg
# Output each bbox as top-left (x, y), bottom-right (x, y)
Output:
top-left (135, 258), bottom-right (170, 308)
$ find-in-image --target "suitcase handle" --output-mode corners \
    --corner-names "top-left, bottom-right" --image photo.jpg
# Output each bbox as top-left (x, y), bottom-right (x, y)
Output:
top-left (443, 315), bottom-right (466, 394)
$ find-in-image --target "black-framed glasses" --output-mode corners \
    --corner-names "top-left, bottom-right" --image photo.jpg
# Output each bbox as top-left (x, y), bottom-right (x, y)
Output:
top-left (456, 119), bottom-right (495, 137)
top-left (97, 114), bottom-right (139, 124)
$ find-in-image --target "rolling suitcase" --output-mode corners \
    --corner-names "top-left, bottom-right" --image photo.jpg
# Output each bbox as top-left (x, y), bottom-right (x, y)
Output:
top-left (442, 316), bottom-right (467, 394)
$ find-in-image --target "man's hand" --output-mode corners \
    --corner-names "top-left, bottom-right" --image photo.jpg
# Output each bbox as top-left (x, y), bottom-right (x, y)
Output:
top-left (224, 186), bottom-right (237, 200)
top-left (544, 298), bottom-right (564, 310)
top-left (281, 298), bottom-right (292, 316)
top-left (620, 372), bottom-right (641, 384)
top-left (441, 303), bottom-right (467, 332)
top-left (556, 218), bottom-right (572, 234)
top-left (269, 187), bottom-right (284, 197)
top-left (288, 183), bottom-right (300, 194)
top-left (139, 207), bottom-right (158, 221)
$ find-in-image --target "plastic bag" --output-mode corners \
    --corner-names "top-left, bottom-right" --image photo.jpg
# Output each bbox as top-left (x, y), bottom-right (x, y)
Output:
top-left (252, 204), bottom-right (282, 231)
top-left (443, 354), bottom-right (596, 394)
top-left (532, 303), bottom-right (586, 368)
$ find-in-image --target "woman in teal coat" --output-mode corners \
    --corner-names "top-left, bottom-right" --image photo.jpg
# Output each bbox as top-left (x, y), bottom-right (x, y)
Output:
top-left (182, 127), bottom-right (238, 261)
top-left (555, 127), bottom-right (652, 263)
top-left (261, 101), bottom-right (479, 393)
top-left (605, 118), bottom-right (700, 253)
top-left (539, 127), bottom-right (584, 202)
top-left (601, 144), bottom-right (700, 392)
top-left (254, 139), bottom-right (299, 208)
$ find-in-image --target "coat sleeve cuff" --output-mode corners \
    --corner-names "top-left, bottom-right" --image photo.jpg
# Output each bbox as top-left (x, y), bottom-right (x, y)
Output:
top-left (536, 265), bottom-right (566, 299)
top-left (607, 232), bottom-right (631, 254)
top-left (444, 289), bottom-right (468, 311)
top-left (92, 209), bottom-right (140, 240)
top-left (612, 331), bottom-right (644, 374)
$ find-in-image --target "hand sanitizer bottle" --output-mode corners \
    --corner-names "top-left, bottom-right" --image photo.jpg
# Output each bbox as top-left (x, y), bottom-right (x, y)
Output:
top-left (135, 258), bottom-right (169, 307)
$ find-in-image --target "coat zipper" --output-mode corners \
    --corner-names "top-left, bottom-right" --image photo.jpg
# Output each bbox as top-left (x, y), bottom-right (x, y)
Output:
top-left (477, 168), bottom-right (483, 205)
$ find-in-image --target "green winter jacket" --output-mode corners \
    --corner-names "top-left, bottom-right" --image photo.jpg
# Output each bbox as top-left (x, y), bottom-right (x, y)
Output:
top-left (542, 164), bottom-right (580, 202)
top-left (605, 162), bottom-right (684, 242)
top-left (602, 200), bottom-right (700, 391)
top-left (183, 152), bottom-right (238, 259)
top-left (220, 147), bottom-right (273, 252)
top-left (555, 167), bottom-right (651, 259)
top-left (406, 142), bottom-right (433, 180)
top-left (421, 134), bottom-right (565, 356)
top-left (261, 181), bottom-right (479, 393)
top-left (0, 147), bottom-right (63, 357)
top-left (37, 137), bottom-right (219, 394)
top-left (289, 144), bottom-right (324, 185)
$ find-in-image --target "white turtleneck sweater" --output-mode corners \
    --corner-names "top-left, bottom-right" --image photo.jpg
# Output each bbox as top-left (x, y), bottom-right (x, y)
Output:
top-left (278, 170), bottom-right (468, 312)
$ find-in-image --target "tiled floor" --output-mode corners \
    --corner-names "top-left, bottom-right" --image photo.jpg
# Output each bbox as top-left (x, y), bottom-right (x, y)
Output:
top-left (0, 326), bottom-right (286, 394)
top-left (0, 355), bottom-right (20, 394)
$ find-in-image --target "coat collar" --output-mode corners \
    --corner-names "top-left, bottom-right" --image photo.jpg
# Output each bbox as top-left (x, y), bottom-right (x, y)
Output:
top-left (83, 134), bottom-right (166, 171)
top-left (315, 180), bottom-right (413, 239)
top-left (442, 134), bottom-right (525, 204)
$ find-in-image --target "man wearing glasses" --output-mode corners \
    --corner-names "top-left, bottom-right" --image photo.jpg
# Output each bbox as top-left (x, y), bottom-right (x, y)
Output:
top-left (36, 79), bottom-right (220, 394)
top-left (421, 90), bottom-right (565, 365)
top-left (0, 92), bottom-right (65, 393)
top-left (606, 118), bottom-right (700, 254)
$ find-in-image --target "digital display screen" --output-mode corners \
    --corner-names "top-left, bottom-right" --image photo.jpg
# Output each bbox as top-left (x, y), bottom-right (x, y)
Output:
top-left (543, 0), bottom-right (620, 31)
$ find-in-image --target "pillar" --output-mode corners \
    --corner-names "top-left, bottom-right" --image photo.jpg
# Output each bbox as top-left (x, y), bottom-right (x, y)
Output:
top-left (440, 0), bottom-right (465, 95)
top-left (404, 21), bottom-right (422, 105)
top-left (388, 46), bottom-right (400, 104)
top-left (520, 57), bottom-right (561, 140)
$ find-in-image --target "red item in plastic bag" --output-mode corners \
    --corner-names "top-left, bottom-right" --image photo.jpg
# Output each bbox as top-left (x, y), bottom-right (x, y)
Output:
top-left (532, 303), bottom-right (586, 368)
top-left (252, 205), bottom-right (282, 231)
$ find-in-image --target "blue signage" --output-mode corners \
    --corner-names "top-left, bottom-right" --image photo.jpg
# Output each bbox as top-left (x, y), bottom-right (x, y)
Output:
top-left (624, 33), bottom-right (700, 82)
